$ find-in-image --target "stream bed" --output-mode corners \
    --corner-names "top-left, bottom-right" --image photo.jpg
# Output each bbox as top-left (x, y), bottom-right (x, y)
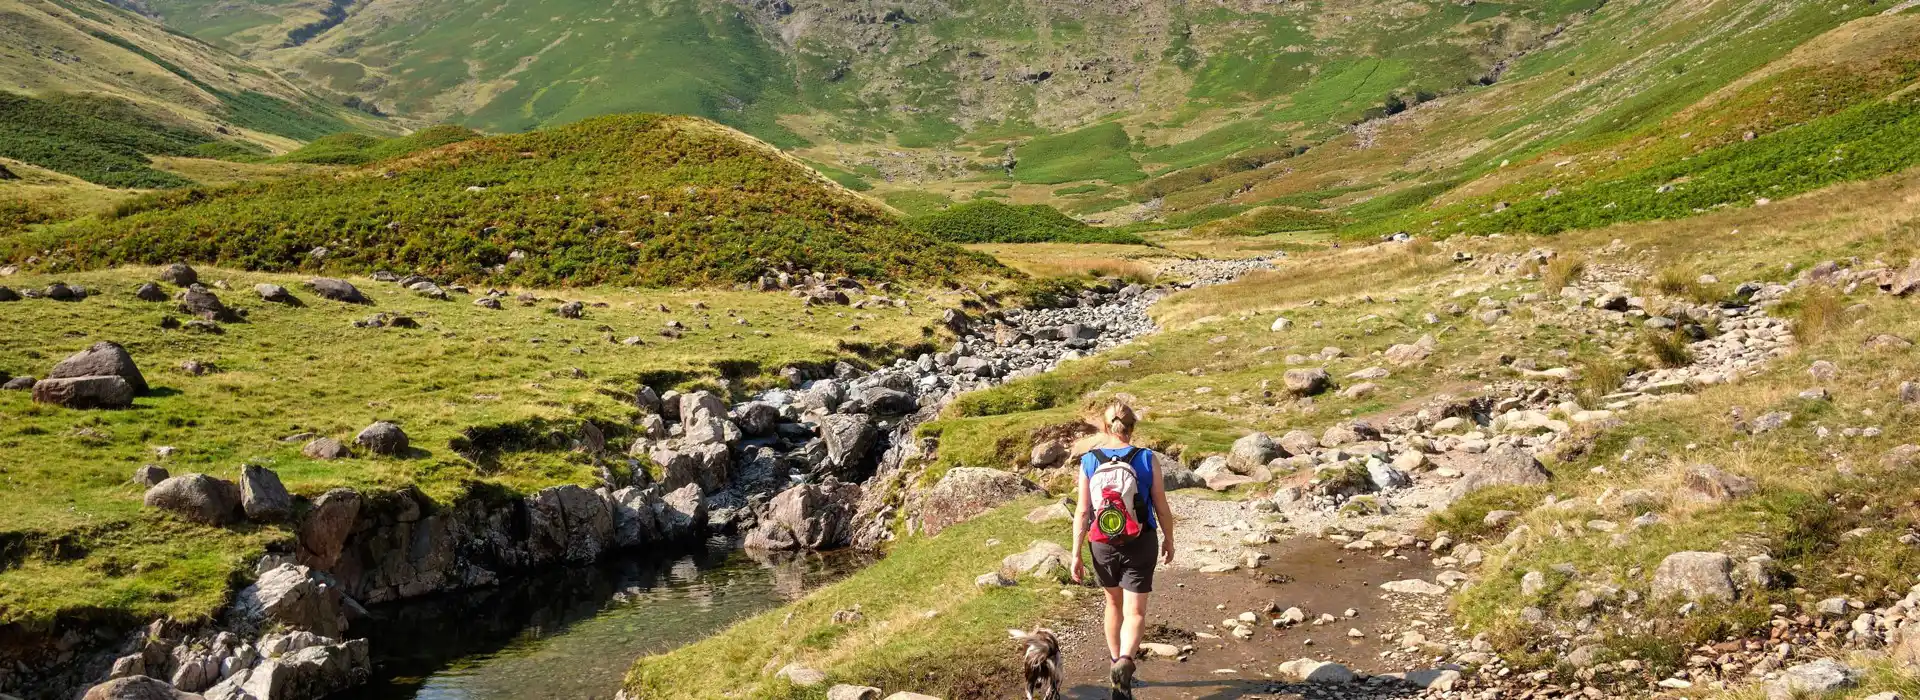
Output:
top-left (340, 539), bottom-right (870, 700)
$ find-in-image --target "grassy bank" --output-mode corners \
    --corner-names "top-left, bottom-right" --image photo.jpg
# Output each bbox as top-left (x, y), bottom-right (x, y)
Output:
top-left (624, 497), bottom-right (1072, 699)
top-left (0, 265), bottom-right (964, 629)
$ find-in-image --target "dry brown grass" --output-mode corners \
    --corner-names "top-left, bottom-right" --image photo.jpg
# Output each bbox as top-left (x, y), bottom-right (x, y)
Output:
top-left (1788, 285), bottom-right (1847, 345)
top-left (1153, 239), bottom-right (1452, 327)
top-left (963, 243), bottom-right (1166, 280)
top-left (1543, 254), bottom-right (1586, 292)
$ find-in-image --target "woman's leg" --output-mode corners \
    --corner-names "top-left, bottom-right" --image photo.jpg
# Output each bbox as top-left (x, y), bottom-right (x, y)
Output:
top-left (1120, 590), bottom-right (1149, 659)
top-left (1102, 587), bottom-right (1124, 661)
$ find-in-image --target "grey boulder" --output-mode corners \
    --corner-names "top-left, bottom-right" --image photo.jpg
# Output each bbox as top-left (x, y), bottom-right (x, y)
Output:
top-left (49, 341), bottom-right (148, 394)
top-left (304, 278), bottom-right (368, 304)
top-left (240, 464), bottom-right (293, 522)
top-left (354, 421), bottom-right (409, 456)
top-left (33, 375), bottom-right (136, 409)
top-left (144, 474), bottom-right (243, 526)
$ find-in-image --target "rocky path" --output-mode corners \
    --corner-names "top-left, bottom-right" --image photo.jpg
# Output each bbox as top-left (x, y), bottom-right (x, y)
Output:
top-left (1010, 247), bottom-right (1845, 699)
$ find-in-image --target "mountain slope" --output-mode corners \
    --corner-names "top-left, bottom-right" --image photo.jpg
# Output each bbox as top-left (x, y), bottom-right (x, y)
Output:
top-left (0, 0), bottom-right (376, 185)
top-left (7, 114), bottom-right (1007, 287)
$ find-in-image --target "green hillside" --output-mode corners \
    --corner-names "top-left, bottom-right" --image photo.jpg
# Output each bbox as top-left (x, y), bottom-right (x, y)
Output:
top-left (273, 125), bottom-right (485, 165)
top-left (7, 114), bottom-right (1007, 287)
top-left (909, 200), bottom-right (1145, 245)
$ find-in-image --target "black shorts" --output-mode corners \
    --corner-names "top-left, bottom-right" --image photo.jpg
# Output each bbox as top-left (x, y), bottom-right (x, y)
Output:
top-left (1089, 529), bottom-right (1158, 593)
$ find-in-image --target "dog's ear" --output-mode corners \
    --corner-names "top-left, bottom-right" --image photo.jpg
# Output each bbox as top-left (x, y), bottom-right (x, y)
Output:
top-left (1007, 629), bottom-right (1030, 642)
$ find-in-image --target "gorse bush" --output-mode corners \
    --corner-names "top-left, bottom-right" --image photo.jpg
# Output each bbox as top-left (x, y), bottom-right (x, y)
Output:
top-left (908, 201), bottom-right (1148, 245)
top-left (10, 114), bottom-right (1006, 287)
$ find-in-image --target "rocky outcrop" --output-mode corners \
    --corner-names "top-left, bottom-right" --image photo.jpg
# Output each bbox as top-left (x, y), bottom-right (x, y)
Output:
top-left (234, 565), bottom-right (349, 639)
top-left (144, 474), bottom-right (243, 526)
top-left (744, 480), bottom-right (863, 550)
top-left (916, 468), bottom-right (1041, 536)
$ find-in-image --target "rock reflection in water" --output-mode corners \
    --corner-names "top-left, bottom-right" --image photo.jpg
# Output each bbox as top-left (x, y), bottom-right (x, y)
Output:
top-left (342, 539), bottom-right (871, 700)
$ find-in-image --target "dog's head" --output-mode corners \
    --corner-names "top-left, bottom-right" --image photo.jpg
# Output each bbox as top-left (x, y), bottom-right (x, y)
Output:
top-left (1007, 628), bottom-right (1059, 652)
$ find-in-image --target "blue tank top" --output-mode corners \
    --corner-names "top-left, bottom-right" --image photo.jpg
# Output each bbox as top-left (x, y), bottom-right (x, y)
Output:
top-left (1081, 447), bottom-right (1156, 530)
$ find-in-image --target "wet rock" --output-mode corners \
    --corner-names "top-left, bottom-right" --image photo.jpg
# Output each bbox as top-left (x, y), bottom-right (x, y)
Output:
top-left (918, 467), bottom-right (1041, 536)
top-left (159, 263), bottom-right (198, 287)
top-left (304, 278), bottom-right (368, 304)
top-left (1651, 551), bottom-right (1735, 602)
top-left (744, 479), bottom-right (863, 551)
top-left (354, 421), bottom-right (409, 456)
top-left (302, 437), bottom-right (351, 460)
top-left (528, 485), bottom-right (614, 564)
top-left (236, 564), bottom-right (348, 638)
top-left (297, 488), bottom-right (361, 569)
top-left (144, 474), bottom-right (243, 525)
top-left (1283, 368), bottom-right (1331, 396)
top-left (48, 340), bottom-right (148, 394)
top-left (33, 375), bottom-right (136, 409)
top-left (210, 637), bottom-right (369, 700)
top-left (240, 464), bottom-right (292, 522)
top-left (610, 487), bottom-right (662, 548)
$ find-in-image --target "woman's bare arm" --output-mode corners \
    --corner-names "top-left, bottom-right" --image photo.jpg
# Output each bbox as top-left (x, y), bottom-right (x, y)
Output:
top-left (1070, 464), bottom-right (1091, 580)
top-left (1150, 452), bottom-right (1176, 563)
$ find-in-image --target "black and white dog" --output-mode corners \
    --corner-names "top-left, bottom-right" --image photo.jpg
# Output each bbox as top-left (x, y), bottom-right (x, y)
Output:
top-left (1008, 628), bottom-right (1063, 700)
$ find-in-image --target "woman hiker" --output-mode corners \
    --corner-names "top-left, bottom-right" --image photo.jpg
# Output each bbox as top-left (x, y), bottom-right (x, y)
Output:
top-left (1070, 400), bottom-right (1175, 699)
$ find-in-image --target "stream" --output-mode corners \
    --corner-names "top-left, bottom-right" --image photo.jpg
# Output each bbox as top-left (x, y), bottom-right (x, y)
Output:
top-left (340, 538), bottom-right (870, 700)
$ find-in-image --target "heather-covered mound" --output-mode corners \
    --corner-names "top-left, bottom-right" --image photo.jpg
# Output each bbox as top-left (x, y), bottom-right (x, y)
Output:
top-left (10, 114), bottom-right (1004, 287)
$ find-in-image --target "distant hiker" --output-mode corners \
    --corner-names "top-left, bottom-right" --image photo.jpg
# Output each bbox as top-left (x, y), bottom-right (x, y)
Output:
top-left (1070, 399), bottom-right (1175, 699)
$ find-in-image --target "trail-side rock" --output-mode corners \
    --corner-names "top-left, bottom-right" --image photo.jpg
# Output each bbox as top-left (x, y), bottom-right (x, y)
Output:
top-left (1159, 455), bottom-right (1204, 490)
top-left (354, 421), bottom-right (409, 456)
top-left (240, 464), bottom-right (293, 522)
top-left (1283, 368), bottom-right (1331, 396)
top-left (1029, 439), bottom-right (1069, 468)
top-left (236, 564), bottom-right (348, 638)
top-left (1278, 658), bottom-right (1356, 683)
top-left (82, 675), bottom-right (199, 700)
top-left (1651, 551), bottom-right (1736, 602)
top-left (304, 278), bottom-right (368, 304)
top-left (1229, 432), bottom-right (1279, 470)
top-left (1768, 658), bottom-right (1856, 700)
top-left (159, 263), bottom-right (198, 287)
top-left (744, 480), bottom-right (863, 551)
top-left (1001, 540), bottom-right (1070, 580)
top-left (48, 340), bottom-right (148, 394)
top-left (918, 468), bottom-right (1040, 536)
top-left (1278, 430), bottom-right (1319, 457)
top-left (1444, 445), bottom-right (1551, 500)
top-left (145, 474), bottom-right (242, 526)
top-left (297, 488), bottom-right (361, 569)
top-left (33, 375), bottom-right (136, 409)
top-left (302, 437), bottom-right (351, 460)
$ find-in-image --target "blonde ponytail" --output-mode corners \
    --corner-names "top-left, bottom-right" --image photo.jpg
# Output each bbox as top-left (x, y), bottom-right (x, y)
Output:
top-left (1103, 400), bottom-right (1137, 441)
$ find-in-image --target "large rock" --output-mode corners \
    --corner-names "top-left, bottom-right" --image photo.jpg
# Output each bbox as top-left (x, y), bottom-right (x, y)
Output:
top-left (302, 437), bottom-right (351, 460)
top-left (32, 375), bottom-right (136, 409)
top-left (610, 486), bottom-right (662, 548)
top-left (175, 287), bottom-right (238, 322)
top-left (240, 464), bottom-right (293, 522)
top-left (1277, 430), bottom-right (1319, 457)
top-left (304, 278), bottom-right (368, 304)
top-left (744, 480), bottom-right (864, 551)
top-left (655, 483), bottom-right (707, 542)
top-left (528, 485), bottom-right (615, 564)
top-left (918, 468), bottom-right (1040, 536)
top-left (354, 421), bottom-right (409, 456)
top-left (733, 401), bottom-right (780, 436)
top-left (235, 564), bottom-right (348, 638)
top-left (1384, 342), bottom-right (1433, 366)
top-left (1278, 658), bottom-right (1357, 683)
top-left (82, 675), bottom-right (200, 700)
top-left (297, 488), bottom-right (362, 569)
top-left (135, 282), bottom-right (169, 302)
top-left (679, 391), bottom-right (728, 424)
top-left (159, 263), bottom-right (198, 287)
top-left (1445, 445), bottom-right (1552, 500)
top-left (208, 638), bottom-right (369, 700)
top-left (1651, 551), bottom-right (1736, 602)
top-left (1159, 454), bottom-right (1204, 490)
top-left (144, 474), bottom-right (242, 525)
top-left (255, 284), bottom-right (297, 304)
top-left (819, 413), bottom-right (878, 473)
top-left (1228, 432), bottom-right (1279, 471)
top-left (1283, 368), bottom-right (1331, 396)
top-left (49, 341), bottom-right (148, 394)
top-left (1000, 540), bottom-right (1071, 580)
top-left (1888, 259), bottom-right (1920, 297)
top-left (862, 386), bottom-right (916, 415)
top-left (1768, 658), bottom-right (1856, 700)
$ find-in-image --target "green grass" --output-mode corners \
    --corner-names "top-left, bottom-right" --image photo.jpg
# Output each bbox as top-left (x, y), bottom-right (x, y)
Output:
top-left (880, 190), bottom-right (956, 217)
top-left (8, 115), bottom-right (1006, 288)
top-left (1012, 122), bottom-right (1144, 185)
top-left (909, 201), bottom-right (1147, 245)
top-left (624, 496), bottom-right (1071, 699)
top-left (0, 264), bottom-right (966, 628)
top-left (274, 125), bottom-right (483, 165)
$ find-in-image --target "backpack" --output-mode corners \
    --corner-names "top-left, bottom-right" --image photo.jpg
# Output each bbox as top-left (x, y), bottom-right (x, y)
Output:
top-left (1087, 448), bottom-right (1148, 545)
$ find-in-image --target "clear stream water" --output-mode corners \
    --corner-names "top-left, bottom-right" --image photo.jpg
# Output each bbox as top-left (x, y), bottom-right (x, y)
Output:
top-left (339, 539), bottom-right (870, 700)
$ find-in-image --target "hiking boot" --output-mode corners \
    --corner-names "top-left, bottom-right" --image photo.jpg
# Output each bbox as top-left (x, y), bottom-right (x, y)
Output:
top-left (1109, 655), bottom-right (1136, 699)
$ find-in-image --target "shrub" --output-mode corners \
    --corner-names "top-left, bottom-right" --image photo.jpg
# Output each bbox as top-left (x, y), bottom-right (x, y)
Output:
top-left (909, 201), bottom-right (1147, 245)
